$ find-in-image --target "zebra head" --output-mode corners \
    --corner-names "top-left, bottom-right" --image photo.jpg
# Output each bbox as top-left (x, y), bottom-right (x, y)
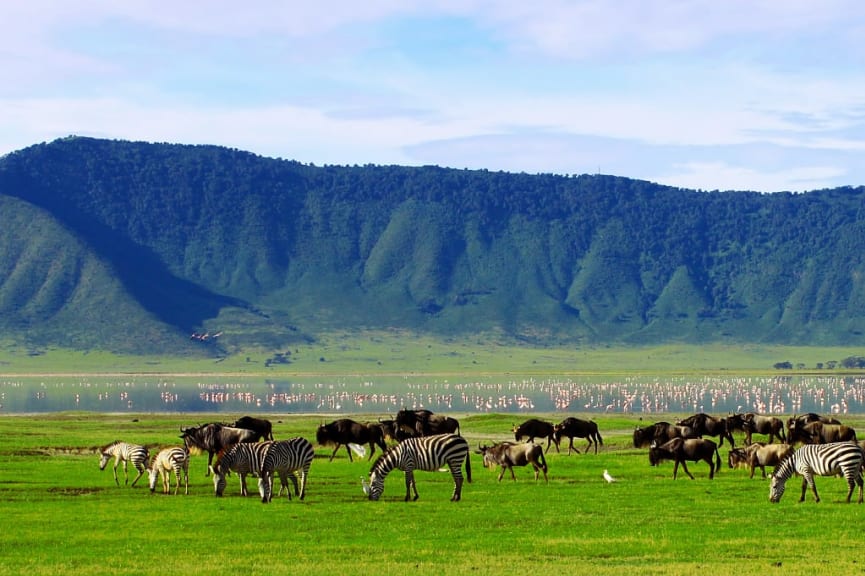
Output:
top-left (98, 452), bottom-right (111, 470)
top-left (148, 466), bottom-right (160, 493)
top-left (368, 471), bottom-right (384, 501)
top-left (769, 474), bottom-right (786, 503)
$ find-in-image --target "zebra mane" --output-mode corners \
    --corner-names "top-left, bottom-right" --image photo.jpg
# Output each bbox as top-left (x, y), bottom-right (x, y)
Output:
top-left (369, 445), bottom-right (396, 474)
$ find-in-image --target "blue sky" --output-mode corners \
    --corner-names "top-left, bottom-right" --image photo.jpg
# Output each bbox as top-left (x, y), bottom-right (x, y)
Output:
top-left (2, 1), bottom-right (864, 192)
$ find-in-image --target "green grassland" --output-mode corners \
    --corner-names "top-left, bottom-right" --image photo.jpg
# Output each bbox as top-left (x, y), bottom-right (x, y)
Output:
top-left (2, 412), bottom-right (865, 576)
top-left (1, 333), bottom-right (862, 375)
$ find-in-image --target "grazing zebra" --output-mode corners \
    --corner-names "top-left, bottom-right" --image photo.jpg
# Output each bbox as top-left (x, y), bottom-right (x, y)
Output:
top-left (367, 433), bottom-right (471, 502)
top-left (148, 446), bottom-right (190, 495)
top-left (99, 441), bottom-right (150, 487)
top-left (259, 437), bottom-right (315, 503)
top-left (769, 441), bottom-right (864, 503)
top-left (212, 441), bottom-right (273, 498)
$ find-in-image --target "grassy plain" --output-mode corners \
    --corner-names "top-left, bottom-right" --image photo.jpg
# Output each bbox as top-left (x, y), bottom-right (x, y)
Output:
top-left (2, 412), bottom-right (865, 576)
top-left (1, 332), bottom-right (862, 375)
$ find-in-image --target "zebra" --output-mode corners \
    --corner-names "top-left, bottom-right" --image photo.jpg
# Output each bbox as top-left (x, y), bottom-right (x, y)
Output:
top-left (148, 446), bottom-right (190, 495)
top-left (259, 437), bottom-right (315, 503)
top-left (367, 433), bottom-right (471, 502)
top-left (769, 441), bottom-right (864, 503)
top-left (212, 441), bottom-right (273, 498)
top-left (99, 440), bottom-right (150, 487)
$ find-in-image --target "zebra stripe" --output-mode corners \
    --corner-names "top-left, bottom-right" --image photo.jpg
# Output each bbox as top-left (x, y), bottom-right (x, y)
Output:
top-left (148, 447), bottom-right (190, 495)
top-left (770, 441), bottom-right (864, 503)
top-left (212, 441), bottom-right (273, 497)
top-left (99, 441), bottom-right (150, 487)
top-left (259, 437), bottom-right (315, 503)
top-left (368, 434), bottom-right (471, 502)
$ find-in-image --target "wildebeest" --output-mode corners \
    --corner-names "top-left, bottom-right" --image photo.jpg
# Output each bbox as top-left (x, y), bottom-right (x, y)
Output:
top-left (649, 438), bottom-right (721, 479)
top-left (180, 423), bottom-right (264, 476)
top-left (512, 419), bottom-right (557, 453)
top-left (394, 409), bottom-right (435, 437)
top-left (727, 447), bottom-right (751, 470)
top-left (231, 416), bottom-right (274, 441)
top-left (553, 417), bottom-right (603, 455)
top-left (477, 442), bottom-right (548, 482)
top-left (735, 413), bottom-right (785, 445)
top-left (316, 418), bottom-right (387, 462)
top-left (747, 443), bottom-right (794, 479)
top-left (787, 421), bottom-right (857, 445)
top-left (786, 413), bottom-right (841, 441)
top-left (632, 421), bottom-right (696, 448)
top-left (677, 413), bottom-right (735, 447)
top-left (394, 409), bottom-right (460, 437)
top-left (373, 419), bottom-right (404, 443)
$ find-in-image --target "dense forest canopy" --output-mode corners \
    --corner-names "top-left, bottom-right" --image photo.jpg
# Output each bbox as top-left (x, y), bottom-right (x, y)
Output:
top-left (1, 136), bottom-right (864, 355)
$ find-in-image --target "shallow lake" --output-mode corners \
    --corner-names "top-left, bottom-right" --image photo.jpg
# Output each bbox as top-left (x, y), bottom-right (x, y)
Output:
top-left (2, 373), bottom-right (865, 416)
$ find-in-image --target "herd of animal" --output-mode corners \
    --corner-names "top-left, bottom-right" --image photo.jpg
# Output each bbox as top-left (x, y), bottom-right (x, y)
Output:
top-left (632, 411), bottom-right (865, 503)
top-left (97, 409), bottom-right (865, 504)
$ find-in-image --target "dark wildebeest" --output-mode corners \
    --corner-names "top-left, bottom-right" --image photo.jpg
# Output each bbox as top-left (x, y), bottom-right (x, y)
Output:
top-left (788, 421), bottom-right (857, 445)
top-left (425, 414), bottom-right (461, 436)
top-left (231, 416), bottom-right (274, 441)
top-left (316, 419), bottom-right (387, 462)
top-left (632, 421), bottom-right (696, 448)
top-left (786, 413), bottom-right (841, 442)
top-left (733, 413), bottom-right (785, 445)
top-left (180, 423), bottom-right (264, 476)
top-left (374, 419), bottom-right (402, 443)
top-left (677, 413), bottom-right (736, 447)
top-left (394, 409), bottom-right (460, 437)
top-left (649, 438), bottom-right (721, 480)
top-left (512, 419), bottom-right (557, 453)
top-left (553, 417), bottom-right (603, 455)
top-left (747, 443), bottom-right (794, 479)
top-left (395, 409), bottom-right (435, 437)
top-left (477, 441), bottom-right (548, 482)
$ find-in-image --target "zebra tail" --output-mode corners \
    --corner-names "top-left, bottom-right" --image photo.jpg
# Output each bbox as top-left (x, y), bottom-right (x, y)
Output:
top-left (465, 452), bottom-right (472, 483)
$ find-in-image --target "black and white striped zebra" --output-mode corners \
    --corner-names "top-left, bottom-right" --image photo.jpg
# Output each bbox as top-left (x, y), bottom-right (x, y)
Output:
top-left (212, 441), bottom-right (273, 498)
top-left (770, 441), bottom-right (864, 503)
top-left (259, 437), bottom-right (315, 503)
top-left (148, 446), bottom-right (190, 495)
top-left (99, 440), bottom-right (150, 487)
top-left (368, 433), bottom-right (471, 502)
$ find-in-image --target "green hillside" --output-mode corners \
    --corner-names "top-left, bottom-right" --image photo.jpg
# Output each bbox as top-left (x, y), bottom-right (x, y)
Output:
top-left (1, 136), bottom-right (864, 355)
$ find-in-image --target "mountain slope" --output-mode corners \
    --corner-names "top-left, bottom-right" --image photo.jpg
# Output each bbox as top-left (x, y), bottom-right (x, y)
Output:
top-left (1, 136), bottom-right (864, 353)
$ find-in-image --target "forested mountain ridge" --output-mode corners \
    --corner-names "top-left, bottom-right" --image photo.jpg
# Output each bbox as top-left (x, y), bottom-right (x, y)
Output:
top-left (1, 136), bottom-right (864, 355)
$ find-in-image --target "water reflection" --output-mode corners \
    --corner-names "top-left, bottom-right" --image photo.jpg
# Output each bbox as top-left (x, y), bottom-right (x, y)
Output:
top-left (2, 374), bottom-right (865, 415)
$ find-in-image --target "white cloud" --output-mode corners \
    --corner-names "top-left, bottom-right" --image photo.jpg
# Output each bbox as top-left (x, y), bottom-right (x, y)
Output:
top-left (0, 1), bottom-right (864, 192)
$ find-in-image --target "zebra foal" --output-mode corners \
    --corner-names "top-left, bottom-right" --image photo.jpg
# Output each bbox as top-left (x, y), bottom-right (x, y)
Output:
top-left (99, 441), bottom-right (150, 487)
top-left (770, 441), bottom-right (864, 504)
top-left (367, 434), bottom-right (471, 502)
top-left (259, 437), bottom-right (315, 503)
top-left (148, 446), bottom-right (190, 495)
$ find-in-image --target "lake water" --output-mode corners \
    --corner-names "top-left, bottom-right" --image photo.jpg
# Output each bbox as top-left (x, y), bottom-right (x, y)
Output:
top-left (2, 373), bottom-right (865, 416)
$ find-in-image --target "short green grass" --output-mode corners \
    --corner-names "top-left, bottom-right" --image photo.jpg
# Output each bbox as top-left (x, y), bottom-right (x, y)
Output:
top-left (2, 413), bottom-right (865, 575)
top-left (1, 332), bottom-right (862, 375)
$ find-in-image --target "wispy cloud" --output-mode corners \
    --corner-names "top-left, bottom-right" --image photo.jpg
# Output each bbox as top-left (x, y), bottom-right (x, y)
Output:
top-left (1, 1), bottom-right (864, 191)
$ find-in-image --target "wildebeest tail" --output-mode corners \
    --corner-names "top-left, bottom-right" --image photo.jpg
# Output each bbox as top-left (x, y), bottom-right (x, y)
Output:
top-left (714, 444), bottom-right (722, 473)
top-left (539, 449), bottom-right (548, 474)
